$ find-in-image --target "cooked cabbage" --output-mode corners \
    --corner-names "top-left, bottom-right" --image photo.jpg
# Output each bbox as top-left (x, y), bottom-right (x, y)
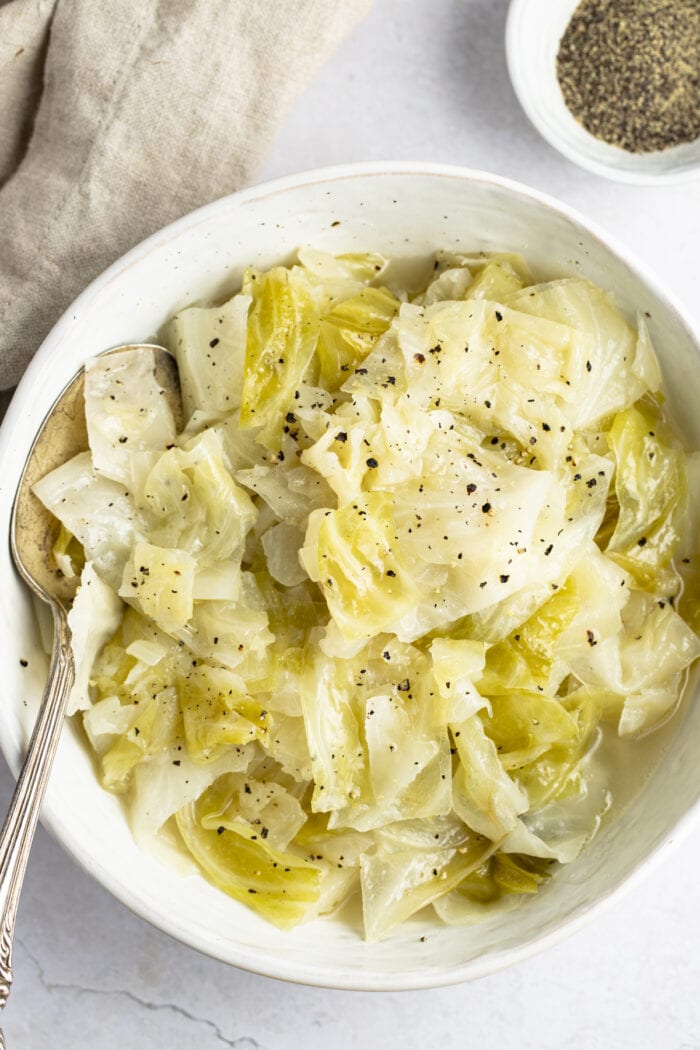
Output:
top-left (33, 250), bottom-right (699, 940)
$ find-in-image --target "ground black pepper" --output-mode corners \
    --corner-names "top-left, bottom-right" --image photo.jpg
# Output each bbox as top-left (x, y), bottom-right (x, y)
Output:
top-left (556, 0), bottom-right (700, 153)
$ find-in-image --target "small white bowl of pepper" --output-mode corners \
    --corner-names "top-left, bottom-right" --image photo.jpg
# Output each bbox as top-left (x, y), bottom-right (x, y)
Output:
top-left (506, 0), bottom-right (700, 184)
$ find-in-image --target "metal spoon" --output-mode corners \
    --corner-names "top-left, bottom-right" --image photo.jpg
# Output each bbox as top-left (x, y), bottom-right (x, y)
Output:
top-left (0, 345), bottom-right (181, 1016)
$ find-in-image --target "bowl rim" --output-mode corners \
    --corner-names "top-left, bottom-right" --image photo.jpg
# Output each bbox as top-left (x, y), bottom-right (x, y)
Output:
top-left (2, 160), bottom-right (700, 990)
top-left (505, 0), bottom-right (700, 186)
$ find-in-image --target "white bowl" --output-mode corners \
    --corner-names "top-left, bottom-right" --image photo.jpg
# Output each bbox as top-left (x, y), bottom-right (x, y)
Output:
top-left (506, 0), bottom-right (700, 185)
top-left (1, 163), bottom-right (699, 990)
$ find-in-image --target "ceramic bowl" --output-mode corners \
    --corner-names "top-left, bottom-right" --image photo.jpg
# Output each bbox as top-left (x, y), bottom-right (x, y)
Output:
top-left (506, 0), bottom-right (700, 185)
top-left (1, 163), bottom-right (699, 990)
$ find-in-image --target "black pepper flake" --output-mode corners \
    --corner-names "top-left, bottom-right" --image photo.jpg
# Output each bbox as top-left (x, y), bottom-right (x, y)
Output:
top-left (414, 352), bottom-right (426, 363)
top-left (467, 483), bottom-right (477, 494)
top-left (542, 423), bottom-right (551, 432)
top-left (335, 431), bottom-right (348, 443)
top-left (19, 659), bottom-right (28, 668)
top-left (586, 629), bottom-right (597, 647)
top-left (209, 337), bottom-right (220, 348)
top-left (638, 536), bottom-right (648, 547)
top-left (495, 310), bottom-right (503, 321)
top-left (499, 574), bottom-right (510, 583)
top-left (366, 457), bottom-right (379, 468)
top-left (481, 502), bottom-right (492, 513)
top-left (586, 478), bottom-right (597, 488)
top-left (118, 436), bottom-right (128, 444)
top-left (386, 569), bottom-right (396, 577)
top-left (217, 826), bottom-right (225, 835)
top-left (544, 544), bottom-right (553, 556)
top-left (397, 679), bottom-right (411, 691)
top-left (585, 360), bottom-right (592, 373)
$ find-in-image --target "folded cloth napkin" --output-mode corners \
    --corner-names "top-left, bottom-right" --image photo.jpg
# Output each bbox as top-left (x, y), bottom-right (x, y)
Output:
top-left (0, 0), bottom-right (371, 389)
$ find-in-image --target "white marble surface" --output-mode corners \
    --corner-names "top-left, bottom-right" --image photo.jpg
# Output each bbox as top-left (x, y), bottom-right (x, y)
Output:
top-left (2, 0), bottom-right (700, 1046)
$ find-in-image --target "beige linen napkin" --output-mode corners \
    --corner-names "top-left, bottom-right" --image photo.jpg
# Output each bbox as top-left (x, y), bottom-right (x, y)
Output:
top-left (0, 0), bottom-right (371, 389)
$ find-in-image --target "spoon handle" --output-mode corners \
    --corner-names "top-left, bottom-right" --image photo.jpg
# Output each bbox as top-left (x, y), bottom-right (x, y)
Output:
top-left (0, 607), bottom-right (74, 1010)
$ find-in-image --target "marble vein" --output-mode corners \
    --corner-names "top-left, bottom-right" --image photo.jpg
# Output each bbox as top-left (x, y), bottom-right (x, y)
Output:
top-left (17, 939), bottom-right (259, 1050)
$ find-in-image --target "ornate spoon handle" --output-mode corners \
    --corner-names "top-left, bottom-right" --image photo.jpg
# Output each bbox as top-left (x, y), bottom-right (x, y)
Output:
top-left (0, 609), bottom-right (74, 1009)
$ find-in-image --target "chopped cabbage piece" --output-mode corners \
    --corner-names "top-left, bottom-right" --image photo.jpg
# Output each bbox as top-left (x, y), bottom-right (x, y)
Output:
top-left (51, 523), bottom-right (84, 580)
top-left (617, 591), bottom-right (700, 734)
top-left (606, 400), bottom-right (688, 586)
top-left (451, 714), bottom-right (528, 840)
top-left (101, 687), bottom-right (180, 792)
top-left (361, 828), bottom-right (495, 941)
top-left (33, 451), bottom-right (136, 590)
top-left (507, 279), bottom-right (660, 429)
top-left (297, 247), bottom-right (388, 285)
top-left (239, 266), bottom-right (319, 445)
top-left (301, 493), bottom-right (420, 642)
top-left (413, 266), bottom-right (473, 306)
top-left (179, 664), bottom-right (270, 762)
top-left (130, 745), bottom-right (253, 850)
top-left (261, 521), bottom-right (307, 587)
top-left (176, 779), bottom-right (323, 929)
top-left (301, 640), bottom-right (451, 831)
top-left (67, 562), bottom-right (123, 714)
top-left (140, 429), bottom-right (256, 565)
top-left (198, 772), bottom-right (307, 852)
top-left (433, 853), bottom-right (553, 924)
top-left (119, 540), bottom-right (195, 633)
top-left (430, 638), bottom-right (487, 722)
top-left (316, 287), bottom-right (400, 389)
top-left (165, 292), bottom-right (251, 419)
top-left (464, 258), bottom-right (525, 301)
top-left (84, 347), bottom-right (177, 485)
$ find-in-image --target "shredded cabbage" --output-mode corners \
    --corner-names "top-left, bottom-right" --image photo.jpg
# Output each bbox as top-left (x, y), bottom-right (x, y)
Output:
top-left (33, 251), bottom-right (699, 940)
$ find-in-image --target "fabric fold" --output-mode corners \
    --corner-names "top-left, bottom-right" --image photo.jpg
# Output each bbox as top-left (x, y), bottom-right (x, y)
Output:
top-left (0, 0), bottom-right (371, 388)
